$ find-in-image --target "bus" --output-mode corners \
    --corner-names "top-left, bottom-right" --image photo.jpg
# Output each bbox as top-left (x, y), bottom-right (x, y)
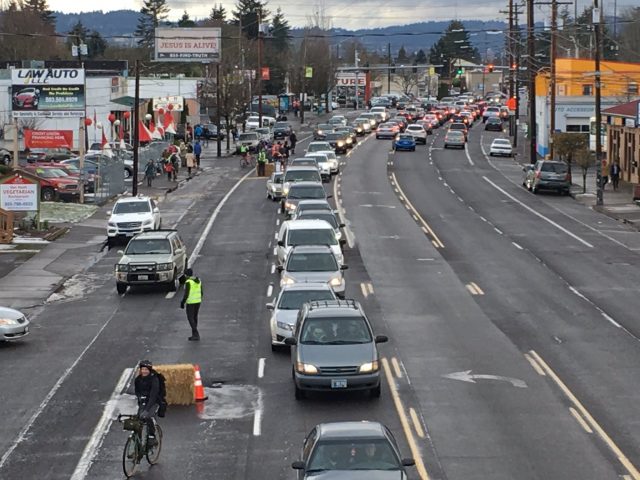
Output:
top-left (589, 116), bottom-right (607, 153)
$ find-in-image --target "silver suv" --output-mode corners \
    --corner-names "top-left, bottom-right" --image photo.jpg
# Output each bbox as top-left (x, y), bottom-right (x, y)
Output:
top-left (114, 230), bottom-right (187, 294)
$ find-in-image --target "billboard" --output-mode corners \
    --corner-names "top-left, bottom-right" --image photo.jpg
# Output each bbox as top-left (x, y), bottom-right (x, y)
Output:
top-left (336, 72), bottom-right (366, 87)
top-left (24, 130), bottom-right (74, 149)
top-left (11, 68), bottom-right (85, 118)
top-left (152, 96), bottom-right (184, 112)
top-left (155, 28), bottom-right (221, 63)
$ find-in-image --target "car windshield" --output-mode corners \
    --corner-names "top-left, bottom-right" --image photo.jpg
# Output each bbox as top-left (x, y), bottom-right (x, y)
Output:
top-left (299, 212), bottom-right (338, 229)
top-left (407, 126), bottom-right (423, 131)
top-left (317, 124), bottom-right (332, 131)
top-left (288, 228), bottom-right (336, 246)
top-left (239, 133), bottom-right (257, 141)
top-left (33, 168), bottom-right (68, 178)
top-left (300, 317), bottom-right (372, 345)
top-left (125, 239), bottom-right (171, 255)
top-left (275, 122), bottom-right (289, 129)
top-left (113, 201), bottom-right (150, 214)
top-left (488, 118), bottom-right (502, 123)
top-left (286, 252), bottom-right (338, 272)
top-left (288, 186), bottom-right (326, 199)
top-left (291, 160), bottom-right (317, 167)
top-left (493, 140), bottom-right (511, 146)
top-left (297, 202), bottom-right (331, 213)
top-left (272, 174), bottom-right (283, 184)
top-left (325, 133), bottom-right (344, 141)
top-left (540, 162), bottom-right (568, 173)
top-left (398, 135), bottom-right (413, 141)
top-left (308, 143), bottom-right (332, 152)
top-left (285, 171), bottom-right (321, 183)
top-left (277, 289), bottom-right (335, 310)
top-left (256, 128), bottom-right (270, 134)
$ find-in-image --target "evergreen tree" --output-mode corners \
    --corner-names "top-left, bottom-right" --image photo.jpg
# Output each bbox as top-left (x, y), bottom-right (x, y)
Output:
top-left (396, 45), bottom-right (408, 63)
top-left (66, 20), bottom-right (88, 49)
top-left (22, 0), bottom-right (55, 27)
top-left (177, 10), bottom-right (195, 27)
top-left (210, 4), bottom-right (227, 21)
top-left (87, 31), bottom-right (107, 58)
top-left (415, 49), bottom-right (427, 64)
top-left (428, 20), bottom-right (479, 78)
top-left (135, 0), bottom-right (171, 49)
top-left (232, 0), bottom-right (270, 40)
top-left (270, 8), bottom-right (290, 51)
top-left (619, 7), bottom-right (640, 62)
top-left (263, 8), bottom-right (290, 94)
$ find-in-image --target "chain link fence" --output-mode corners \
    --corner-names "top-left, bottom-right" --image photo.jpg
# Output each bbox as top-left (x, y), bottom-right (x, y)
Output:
top-left (84, 153), bottom-right (125, 205)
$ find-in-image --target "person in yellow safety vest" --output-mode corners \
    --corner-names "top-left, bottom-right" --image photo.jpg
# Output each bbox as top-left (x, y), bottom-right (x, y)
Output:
top-left (180, 268), bottom-right (203, 341)
top-left (257, 148), bottom-right (267, 176)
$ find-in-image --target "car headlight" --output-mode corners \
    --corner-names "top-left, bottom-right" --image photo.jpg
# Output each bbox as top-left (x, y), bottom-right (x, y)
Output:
top-left (359, 360), bottom-right (379, 373)
top-left (277, 321), bottom-right (294, 331)
top-left (115, 264), bottom-right (129, 272)
top-left (0, 318), bottom-right (18, 326)
top-left (156, 263), bottom-right (173, 271)
top-left (337, 141), bottom-right (344, 147)
top-left (281, 274), bottom-right (296, 286)
top-left (317, 130), bottom-right (323, 135)
top-left (329, 276), bottom-right (343, 287)
top-left (285, 201), bottom-right (295, 211)
top-left (296, 362), bottom-right (318, 374)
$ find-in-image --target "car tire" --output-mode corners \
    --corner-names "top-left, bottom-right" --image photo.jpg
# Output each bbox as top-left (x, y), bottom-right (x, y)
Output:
top-left (370, 384), bottom-right (381, 399)
top-left (124, 168), bottom-right (132, 179)
top-left (41, 187), bottom-right (55, 202)
top-left (116, 282), bottom-right (127, 295)
top-left (271, 343), bottom-right (278, 352)
top-left (168, 270), bottom-right (179, 292)
top-left (295, 383), bottom-right (305, 400)
top-left (532, 185), bottom-right (538, 194)
top-left (2, 154), bottom-right (10, 166)
top-left (489, 152), bottom-right (494, 156)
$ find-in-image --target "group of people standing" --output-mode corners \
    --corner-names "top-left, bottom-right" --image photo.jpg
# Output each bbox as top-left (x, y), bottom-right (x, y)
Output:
top-left (255, 131), bottom-right (297, 176)
top-left (144, 140), bottom-right (204, 187)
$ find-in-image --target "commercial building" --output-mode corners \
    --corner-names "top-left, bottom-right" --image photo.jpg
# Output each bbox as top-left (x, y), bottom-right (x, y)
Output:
top-left (603, 99), bottom-right (640, 184)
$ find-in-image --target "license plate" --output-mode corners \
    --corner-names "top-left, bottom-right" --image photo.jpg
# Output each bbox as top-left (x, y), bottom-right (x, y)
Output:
top-left (331, 379), bottom-right (347, 389)
top-left (137, 275), bottom-right (148, 281)
top-left (125, 232), bottom-right (134, 237)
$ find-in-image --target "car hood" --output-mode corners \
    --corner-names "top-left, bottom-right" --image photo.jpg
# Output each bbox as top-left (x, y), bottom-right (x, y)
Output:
top-left (118, 253), bottom-right (172, 265)
top-left (299, 343), bottom-right (375, 367)
top-left (110, 212), bottom-right (153, 223)
top-left (286, 271), bottom-right (339, 284)
top-left (305, 471), bottom-right (404, 479)
top-left (0, 306), bottom-right (25, 322)
top-left (274, 309), bottom-right (298, 326)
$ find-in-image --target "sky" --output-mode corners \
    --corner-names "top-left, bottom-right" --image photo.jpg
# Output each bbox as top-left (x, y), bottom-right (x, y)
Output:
top-left (48, 0), bottom-right (639, 30)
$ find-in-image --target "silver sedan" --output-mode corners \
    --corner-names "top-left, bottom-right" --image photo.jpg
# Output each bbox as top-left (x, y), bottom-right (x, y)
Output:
top-left (0, 306), bottom-right (30, 341)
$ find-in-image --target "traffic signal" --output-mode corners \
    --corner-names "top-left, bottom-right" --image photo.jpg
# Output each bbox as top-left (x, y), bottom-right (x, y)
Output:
top-left (412, 63), bottom-right (418, 73)
top-left (391, 63), bottom-right (396, 74)
top-left (511, 62), bottom-right (517, 70)
top-left (456, 67), bottom-right (463, 76)
top-left (488, 64), bottom-right (494, 73)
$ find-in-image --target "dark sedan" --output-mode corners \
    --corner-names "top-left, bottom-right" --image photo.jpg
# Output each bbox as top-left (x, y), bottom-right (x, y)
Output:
top-left (324, 132), bottom-right (349, 154)
top-left (314, 123), bottom-right (334, 140)
top-left (273, 122), bottom-right (293, 139)
top-left (484, 117), bottom-right (504, 131)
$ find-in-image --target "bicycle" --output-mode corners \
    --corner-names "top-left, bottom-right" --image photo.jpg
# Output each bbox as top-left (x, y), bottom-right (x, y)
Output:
top-left (240, 152), bottom-right (256, 169)
top-left (118, 413), bottom-right (163, 478)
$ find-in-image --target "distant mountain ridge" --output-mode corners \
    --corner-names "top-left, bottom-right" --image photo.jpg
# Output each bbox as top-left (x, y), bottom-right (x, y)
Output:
top-left (53, 10), bottom-right (508, 54)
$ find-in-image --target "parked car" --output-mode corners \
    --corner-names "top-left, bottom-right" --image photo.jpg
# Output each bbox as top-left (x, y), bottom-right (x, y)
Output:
top-left (13, 87), bottom-right (40, 108)
top-left (1, 147), bottom-right (12, 166)
top-left (444, 130), bottom-right (466, 149)
top-left (489, 138), bottom-right (514, 157)
top-left (114, 229), bottom-right (187, 294)
top-left (292, 422), bottom-right (415, 478)
top-left (284, 299), bottom-right (388, 399)
top-left (523, 160), bottom-right (571, 195)
top-left (23, 165), bottom-right (80, 202)
top-left (0, 305), bottom-right (30, 341)
top-left (392, 134), bottom-right (416, 152)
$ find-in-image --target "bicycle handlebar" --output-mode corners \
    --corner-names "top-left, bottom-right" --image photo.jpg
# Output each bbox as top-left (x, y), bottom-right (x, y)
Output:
top-left (117, 413), bottom-right (138, 422)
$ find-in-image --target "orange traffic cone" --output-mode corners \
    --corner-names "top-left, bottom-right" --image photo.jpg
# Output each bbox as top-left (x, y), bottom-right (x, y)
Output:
top-left (194, 364), bottom-right (208, 402)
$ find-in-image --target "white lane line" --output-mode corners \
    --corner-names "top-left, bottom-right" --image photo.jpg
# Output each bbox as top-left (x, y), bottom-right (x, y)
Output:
top-left (494, 227), bottom-right (503, 234)
top-left (189, 169), bottom-right (254, 265)
top-left (272, 247), bottom-right (277, 256)
top-left (482, 176), bottom-right (594, 249)
top-left (274, 232), bottom-right (278, 239)
top-left (266, 284), bottom-right (273, 297)
top-left (360, 282), bottom-right (369, 298)
top-left (569, 286), bottom-right (623, 329)
top-left (601, 312), bottom-right (622, 328)
top-left (0, 307), bottom-right (124, 470)
top-left (367, 283), bottom-right (374, 294)
top-left (258, 358), bottom-right (266, 379)
top-left (523, 353), bottom-right (546, 376)
top-left (276, 218), bottom-right (280, 226)
top-left (333, 170), bottom-right (355, 249)
top-left (270, 264), bottom-right (275, 274)
top-left (165, 291), bottom-right (176, 299)
top-left (512, 241), bottom-right (523, 250)
top-left (253, 409), bottom-right (263, 436)
top-left (464, 144), bottom-right (475, 166)
top-left (569, 286), bottom-right (588, 300)
top-left (70, 368), bottom-right (134, 480)
top-left (457, 196), bottom-right (464, 203)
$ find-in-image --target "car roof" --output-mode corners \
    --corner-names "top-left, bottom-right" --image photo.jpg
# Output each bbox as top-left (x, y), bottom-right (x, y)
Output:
top-left (317, 421), bottom-right (387, 440)
top-left (297, 199), bottom-right (331, 206)
top-left (298, 209), bottom-right (336, 217)
top-left (289, 244), bottom-right (334, 254)
top-left (286, 165), bottom-right (318, 170)
top-left (286, 219), bottom-right (333, 230)
top-left (115, 196), bottom-right (151, 204)
top-left (288, 181), bottom-right (324, 188)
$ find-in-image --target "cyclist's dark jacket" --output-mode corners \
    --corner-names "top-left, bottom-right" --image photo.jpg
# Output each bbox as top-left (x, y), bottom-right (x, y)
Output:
top-left (135, 373), bottom-right (160, 412)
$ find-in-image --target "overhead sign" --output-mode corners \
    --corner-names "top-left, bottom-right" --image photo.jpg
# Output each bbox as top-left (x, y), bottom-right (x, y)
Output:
top-left (24, 129), bottom-right (73, 149)
top-left (0, 175), bottom-right (38, 211)
top-left (155, 28), bottom-right (221, 63)
top-left (11, 68), bottom-right (85, 118)
top-left (336, 73), bottom-right (366, 87)
top-left (152, 96), bottom-right (184, 112)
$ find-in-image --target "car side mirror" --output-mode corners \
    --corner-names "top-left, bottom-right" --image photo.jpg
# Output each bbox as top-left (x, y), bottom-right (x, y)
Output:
top-left (153, 207), bottom-right (159, 213)
top-left (277, 240), bottom-right (284, 247)
top-left (339, 238), bottom-right (347, 246)
top-left (277, 265), bottom-right (284, 273)
top-left (340, 264), bottom-right (349, 270)
top-left (284, 337), bottom-right (297, 346)
top-left (266, 303), bottom-right (275, 310)
top-left (375, 335), bottom-right (389, 344)
top-left (402, 458), bottom-right (416, 467)
top-left (326, 194), bottom-right (333, 199)
top-left (116, 250), bottom-right (124, 255)
top-left (339, 223), bottom-right (346, 228)
top-left (291, 460), bottom-right (305, 470)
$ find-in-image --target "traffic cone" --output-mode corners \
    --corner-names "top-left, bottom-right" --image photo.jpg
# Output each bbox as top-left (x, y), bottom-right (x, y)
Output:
top-left (194, 364), bottom-right (208, 402)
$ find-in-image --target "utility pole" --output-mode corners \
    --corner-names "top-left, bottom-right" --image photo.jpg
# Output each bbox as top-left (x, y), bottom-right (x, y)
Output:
top-left (508, 0), bottom-right (515, 101)
top-left (132, 60), bottom-right (140, 197)
top-left (257, 15), bottom-right (263, 125)
top-left (593, 0), bottom-right (604, 205)
top-left (355, 49), bottom-right (359, 110)
top-left (387, 43), bottom-right (391, 94)
top-left (216, 63), bottom-right (222, 158)
top-left (549, 0), bottom-right (558, 158)
top-left (513, 4), bottom-right (521, 148)
top-left (527, 0), bottom-right (537, 164)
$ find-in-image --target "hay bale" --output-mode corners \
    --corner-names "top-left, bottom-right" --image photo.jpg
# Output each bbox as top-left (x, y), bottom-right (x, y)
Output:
top-left (155, 364), bottom-right (195, 406)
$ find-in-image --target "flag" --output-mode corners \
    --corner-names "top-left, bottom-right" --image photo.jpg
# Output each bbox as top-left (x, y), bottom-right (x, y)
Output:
top-left (162, 112), bottom-right (176, 135)
top-left (138, 120), bottom-right (153, 143)
top-left (101, 128), bottom-right (113, 158)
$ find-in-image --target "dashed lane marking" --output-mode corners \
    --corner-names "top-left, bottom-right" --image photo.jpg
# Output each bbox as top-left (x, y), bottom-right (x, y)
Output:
top-left (409, 408), bottom-right (426, 439)
top-left (266, 284), bottom-right (273, 297)
top-left (360, 282), bottom-right (369, 298)
top-left (258, 358), bottom-right (265, 379)
top-left (270, 264), bottom-right (275, 275)
top-left (512, 241), bottom-right (523, 250)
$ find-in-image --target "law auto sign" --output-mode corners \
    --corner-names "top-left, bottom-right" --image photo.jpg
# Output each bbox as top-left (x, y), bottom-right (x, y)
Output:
top-left (11, 68), bottom-right (85, 118)
top-left (155, 28), bottom-right (221, 62)
top-left (0, 175), bottom-right (38, 212)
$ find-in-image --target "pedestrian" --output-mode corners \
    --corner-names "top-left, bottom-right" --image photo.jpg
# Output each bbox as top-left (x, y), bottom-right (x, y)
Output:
top-left (194, 124), bottom-right (203, 143)
top-left (289, 131), bottom-right (297, 155)
top-left (180, 268), bottom-right (203, 341)
top-left (144, 159), bottom-right (155, 187)
top-left (164, 159), bottom-right (174, 181)
top-left (186, 149), bottom-right (196, 177)
top-left (610, 161), bottom-right (621, 190)
top-left (170, 152), bottom-right (179, 181)
top-left (601, 160), bottom-right (609, 191)
top-left (257, 148), bottom-right (267, 176)
top-left (283, 140), bottom-right (290, 161)
top-left (179, 141), bottom-right (187, 168)
top-left (194, 140), bottom-right (202, 168)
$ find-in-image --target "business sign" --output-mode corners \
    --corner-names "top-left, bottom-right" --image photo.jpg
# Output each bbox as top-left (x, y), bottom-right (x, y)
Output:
top-left (261, 67), bottom-right (270, 81)
top-left (24, 129), bottom-right (73, 149)
top-left (0, 176), bottom-right (38, 212)
top-left (152, 96), bottom-right (184, 112)
top-left (155, 28), bottom-right (221, 62)
top-left (335, 73), bottom-right (366, 87)
top-left (11, 68), bottom-right (85, 118)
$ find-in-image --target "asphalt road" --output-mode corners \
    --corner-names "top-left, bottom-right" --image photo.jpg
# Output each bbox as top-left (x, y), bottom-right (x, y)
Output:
top-left (1, 114), bottom-right (639, 480)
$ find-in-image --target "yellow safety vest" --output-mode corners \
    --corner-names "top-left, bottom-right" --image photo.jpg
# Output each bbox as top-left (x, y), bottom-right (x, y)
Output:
top-left (185, 278), bottom-right (202, 304)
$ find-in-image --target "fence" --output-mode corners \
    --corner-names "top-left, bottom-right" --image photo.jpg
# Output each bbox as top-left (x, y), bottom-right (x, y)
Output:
top-left (85, 153), bottom-right (125, 205)
top-left (0, 208), bottom-right (13, 244)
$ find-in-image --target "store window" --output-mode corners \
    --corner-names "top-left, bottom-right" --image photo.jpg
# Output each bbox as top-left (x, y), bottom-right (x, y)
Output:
top-left (566, 124), bottom-right (589, 133)
top-left (582, 84), bottom-right (593, 96)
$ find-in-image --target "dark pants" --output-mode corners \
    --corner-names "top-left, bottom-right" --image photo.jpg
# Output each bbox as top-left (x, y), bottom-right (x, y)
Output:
top-left (138, 404), bottom-right (158, 437)
top-left (612, 175), bottom-right (619, 190)
top-left (257, 161), bottom-right (266, 176)
top-left (195, 154), bottom-right (201, 168)
top-left (146, 175), bottom-right (153, 187)
top-left (186, 303), bottom-right (200, 338)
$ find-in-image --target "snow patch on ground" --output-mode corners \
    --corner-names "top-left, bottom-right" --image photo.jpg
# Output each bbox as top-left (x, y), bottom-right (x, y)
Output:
top-left (40, 202), bottom-right (98, 224)
top-left (46, 272), bottom-right (105, 303)
top-left (12, 236), bottom-right (50, 244)
top-left (197, 385), bottom-right (261, 420)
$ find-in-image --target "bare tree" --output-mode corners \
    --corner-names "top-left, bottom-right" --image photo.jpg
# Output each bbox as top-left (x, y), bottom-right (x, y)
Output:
top-left (396, 68), bottom-right (420, 95)
top-left (574, 148), bottom-right (595, 193)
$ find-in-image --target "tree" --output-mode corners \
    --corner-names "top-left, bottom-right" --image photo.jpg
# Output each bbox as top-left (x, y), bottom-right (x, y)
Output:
top-left (135, 0), bottom-right (171, 49)
top-left (210, 4), bottom-right (227, 21)
top-left (397, 69), bottom-right (419, 95)
top-left (428, 20), bottom-right (480, 78)
top-left (573, 148), bottom-right (595, 193)
top-left (87, 31), bottom-right (107, 58)
top-left (177, 10), bottom-right (195, 27)
top-left (415, 49), bottom-right (427, 64)
top-left (66, 20), bottom-right (89, 49)
top-left (263, 8), bottom-right (291, 94)
top-left (22, 0), bottom-right (55, 27)
top-left (619, 7), bottom-right (640, 62)
top-left (232, 0), bottom-right (270, 40)
top-left (556, 6), bottom-right (616, 60)
top-left (396, 45), bottom-right (409, 63)
top-left (553, 132), bottom-right (588, 167)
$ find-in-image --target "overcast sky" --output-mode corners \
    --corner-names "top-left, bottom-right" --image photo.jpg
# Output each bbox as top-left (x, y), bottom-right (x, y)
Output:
top-left (48, 0), bottom-right (638, 30)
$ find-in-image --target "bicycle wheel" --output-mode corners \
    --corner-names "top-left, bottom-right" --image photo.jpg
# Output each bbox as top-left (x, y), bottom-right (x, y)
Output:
top-left (122, 436), bottom-right (139, 478)
top-left (146, 424), bottom-right (163, 465)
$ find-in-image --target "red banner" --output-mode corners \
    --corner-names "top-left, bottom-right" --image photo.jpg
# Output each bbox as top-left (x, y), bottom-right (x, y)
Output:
top-left (24, 129), bottom-right (73, 149)
top-left (261, 67), bottom-right (270, 81)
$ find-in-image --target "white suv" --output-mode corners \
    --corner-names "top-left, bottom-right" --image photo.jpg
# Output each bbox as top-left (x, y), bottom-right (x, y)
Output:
top-left (107, 196), bottom-right (161, 246)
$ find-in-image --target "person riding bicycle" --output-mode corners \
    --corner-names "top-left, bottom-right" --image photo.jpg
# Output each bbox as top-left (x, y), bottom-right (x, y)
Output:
top-left (134, 360), bottom-right (160, 447)
top-left (239, 144), bottom-right (248, 161)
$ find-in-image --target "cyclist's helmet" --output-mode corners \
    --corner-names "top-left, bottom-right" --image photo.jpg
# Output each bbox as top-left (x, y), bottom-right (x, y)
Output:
top-left (139, 359), bottom-right (153, 369)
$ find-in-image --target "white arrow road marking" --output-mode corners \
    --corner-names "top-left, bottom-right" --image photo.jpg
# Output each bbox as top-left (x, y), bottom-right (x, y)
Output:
top-left (443, 370), bottom-right (527, 388)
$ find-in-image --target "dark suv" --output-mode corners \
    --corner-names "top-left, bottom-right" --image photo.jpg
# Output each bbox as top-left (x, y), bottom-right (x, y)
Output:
top-left (285, 300), bottom-right (388, 400)
top-left (523, 160), bottom-right (571, 195)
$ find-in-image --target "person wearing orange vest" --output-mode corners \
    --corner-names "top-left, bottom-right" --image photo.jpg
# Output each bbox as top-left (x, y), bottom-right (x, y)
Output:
top-left (180, 268), bottom-right (203, 341)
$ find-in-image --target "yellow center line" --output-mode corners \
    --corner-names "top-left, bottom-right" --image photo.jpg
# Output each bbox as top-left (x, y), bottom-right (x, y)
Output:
top-left (569, 407), bottom-right (593, 434)
top-left (409, 408), bottom-right (426, 438)
top-left (523, 353), bottom-right (546, 376)
top-left (391, 172), bottom-right (445, 248)
top-left (381, 358), bottom-right (430, 480)
top-left (391, 357), bottom-right (403, 378)
top-left (529, 350), bottom-right (640, 479)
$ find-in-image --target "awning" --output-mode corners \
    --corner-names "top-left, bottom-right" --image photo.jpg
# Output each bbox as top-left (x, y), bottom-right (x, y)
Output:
top-left (110, 96), bottom-right (149, 108)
